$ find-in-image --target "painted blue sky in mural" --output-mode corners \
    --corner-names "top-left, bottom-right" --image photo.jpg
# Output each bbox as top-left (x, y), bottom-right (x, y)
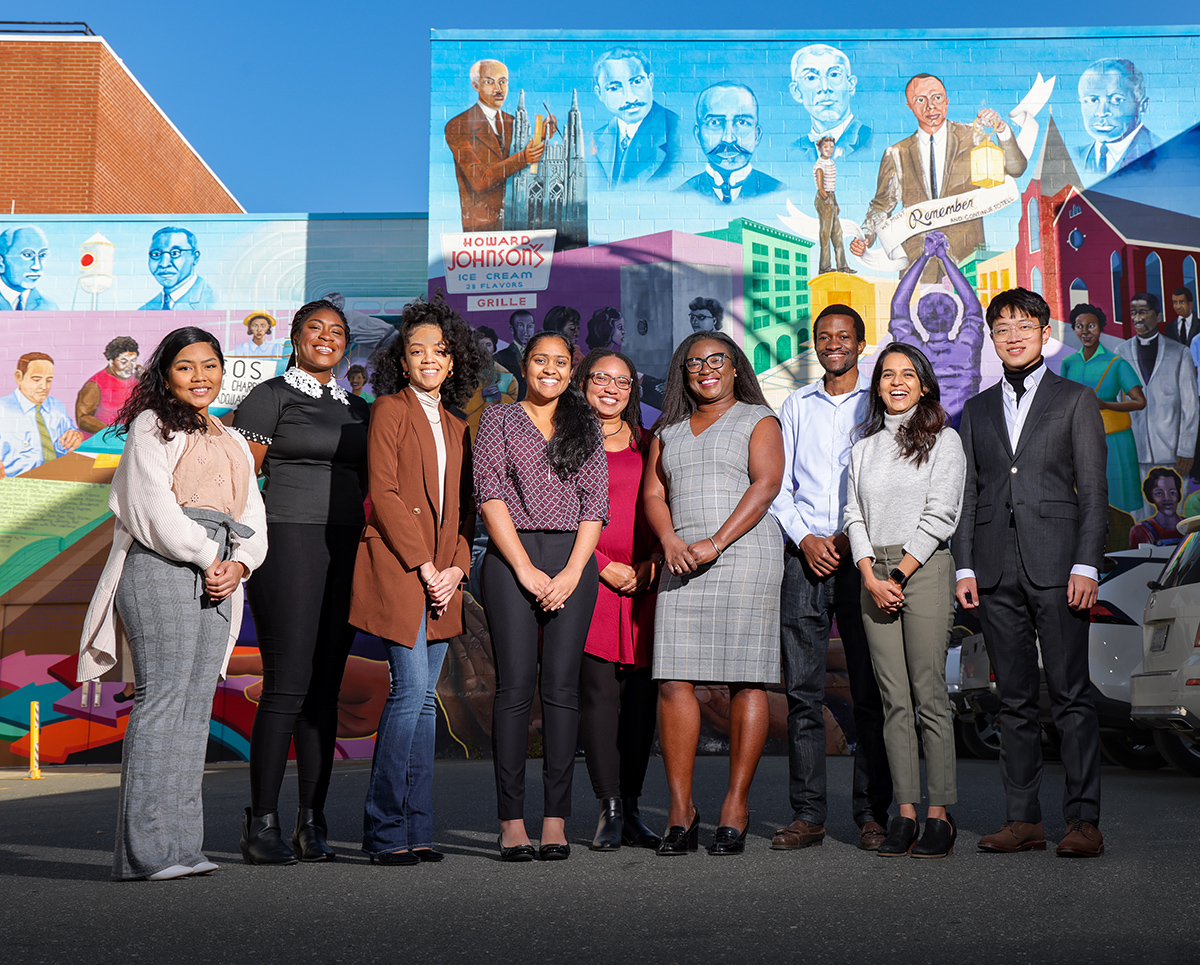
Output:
top-left (23, 0), bottom-right (1197, 215)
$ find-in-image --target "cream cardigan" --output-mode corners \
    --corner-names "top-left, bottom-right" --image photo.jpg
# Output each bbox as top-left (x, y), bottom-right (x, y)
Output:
top-left (77, 410), bottom-right (269, 682)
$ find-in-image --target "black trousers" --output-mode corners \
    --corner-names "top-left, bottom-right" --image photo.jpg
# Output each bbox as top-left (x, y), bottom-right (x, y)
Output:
top-left (246, 522), bottom-right (360, 816)
top-left (579, 654), bottom-right (657, 800)
top-left (977, 525), bottom-right (1101, 826)
top-left (480, 531), bottom-right (599, 821)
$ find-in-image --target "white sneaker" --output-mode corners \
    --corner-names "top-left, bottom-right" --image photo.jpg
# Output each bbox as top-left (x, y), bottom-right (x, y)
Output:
top-left (190, 860), bottom-right (219, 875)
top-left (147, 864), bottom-right (194, 881)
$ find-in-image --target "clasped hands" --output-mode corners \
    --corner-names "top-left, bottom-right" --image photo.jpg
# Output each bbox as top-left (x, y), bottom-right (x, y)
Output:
top-left (204, 557), bottom-right (249, 602)
top-left (663, 535), bottom-right (722, 576)
top-left (419, 561), bottom-right (465, 617)
top-left (599, 559), bottom-right (658, 596)
top-left (518, 562), bottom-right (582, 612)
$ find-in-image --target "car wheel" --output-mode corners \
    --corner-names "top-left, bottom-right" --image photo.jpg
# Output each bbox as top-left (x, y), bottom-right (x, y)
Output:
top-left (956, 713), bottom-right (1001, 761)
top-left (1153, 731), bottom-right (1200, 777)
top-left (1098, 731), bottom-right (1167, 770)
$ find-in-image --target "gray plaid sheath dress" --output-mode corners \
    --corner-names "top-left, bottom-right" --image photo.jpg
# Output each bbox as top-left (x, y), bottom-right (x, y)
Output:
top-left (652, 401), bottom-right (784, 683)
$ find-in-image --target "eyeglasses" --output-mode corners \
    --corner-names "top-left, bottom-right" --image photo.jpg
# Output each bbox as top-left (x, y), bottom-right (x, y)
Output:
top-left (149, 247), bottom-right (195, 261)
top-left (587, 371), bottom-right (633, 390)
top-left (683, 352), bottom-right (728, 373)
top-left (688, 312), bottom-right (715, 323)
top-left (990, 322), bottom-right (1043, 342)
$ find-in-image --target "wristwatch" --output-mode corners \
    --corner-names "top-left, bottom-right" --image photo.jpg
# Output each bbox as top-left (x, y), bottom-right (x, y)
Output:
top-left (888, 568), bottom-right (909, 589)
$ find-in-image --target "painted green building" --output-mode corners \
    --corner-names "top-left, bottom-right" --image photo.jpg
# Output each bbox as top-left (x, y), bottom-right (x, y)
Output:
top-left (701, 219), bottom-right (813, 373)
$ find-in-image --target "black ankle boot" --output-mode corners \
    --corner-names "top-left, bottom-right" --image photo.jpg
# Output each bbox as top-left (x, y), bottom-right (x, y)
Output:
top-left (240, 808), bottom-right (298, 865)
top-left (621, 797), bottom-right (662, 849)
top-left (877, 816), bottom-right (920, 857)
top-left (910, 814), bottom-right (956, 858)
top-left (293, 807), bottom-right (336, 861)
top-left (591, 798), bottom-right (623, 851)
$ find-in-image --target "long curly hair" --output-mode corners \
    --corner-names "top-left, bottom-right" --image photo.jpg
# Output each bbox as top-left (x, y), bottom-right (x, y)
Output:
top-left (653, 331), bottom-right (768, 433)
top-left (524, 332), bottom-right (602, 478)
top-left (857, 342), bottom-right (947, 466)
top-left (369, 296), bottom-right (483, 407)
top-left (285, 299), bottom-right (348, 370)
top-left (572, 347), bottom-right (645, 451)
top-left (114, 327), bottom-right (224, 441)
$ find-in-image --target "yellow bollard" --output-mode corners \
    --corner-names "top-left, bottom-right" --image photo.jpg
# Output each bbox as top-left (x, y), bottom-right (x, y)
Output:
top-left (25, 700), bottom-right (43, 780)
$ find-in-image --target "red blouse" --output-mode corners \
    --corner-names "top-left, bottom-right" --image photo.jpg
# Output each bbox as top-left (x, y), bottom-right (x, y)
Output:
top-left (584, 444), bottom-right (656, 668)
top-left (473, 403), bottom-right (609, 531)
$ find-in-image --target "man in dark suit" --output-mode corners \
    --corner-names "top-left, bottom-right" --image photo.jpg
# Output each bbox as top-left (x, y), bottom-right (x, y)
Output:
top-left (849, 74), bottom-right (1026, 274)
top-left (492, 309), bottom-right (536, 401)
top-left (1077, 58), bottom-right (1156, 180)
top-left (954, 288), bottom-right (1108, 858)
top-left (676, 82), bottom-right (783, 204)
top-left (588, 47), bottom-right (682, 187)
top-left (444, 59), bottom-right (551, 232)
top-left (1166, 287), bottom-right (1199, 347)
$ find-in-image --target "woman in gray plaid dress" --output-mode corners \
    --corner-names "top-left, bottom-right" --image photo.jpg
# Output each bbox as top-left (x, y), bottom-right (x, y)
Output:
top-left (643, 332), bottom-right (785, 856)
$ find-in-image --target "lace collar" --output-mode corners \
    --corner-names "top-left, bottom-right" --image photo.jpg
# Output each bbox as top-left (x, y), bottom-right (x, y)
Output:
top-left (284, 366), bottom-right (349, 405)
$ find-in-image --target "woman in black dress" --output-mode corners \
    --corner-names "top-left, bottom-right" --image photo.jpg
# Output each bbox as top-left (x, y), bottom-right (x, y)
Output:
top-left (233, 299), bottom-right (370, 864)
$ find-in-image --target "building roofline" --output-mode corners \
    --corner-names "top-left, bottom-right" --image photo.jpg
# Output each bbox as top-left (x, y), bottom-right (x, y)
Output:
top-left (0, 33), bottom-right (246, 214)
top-left (433, 25), bottom-right (1200, 42)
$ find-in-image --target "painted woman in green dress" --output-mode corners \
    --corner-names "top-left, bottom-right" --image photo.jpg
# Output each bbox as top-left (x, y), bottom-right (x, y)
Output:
top-left (1059, 303), bottom-right (1146, 513)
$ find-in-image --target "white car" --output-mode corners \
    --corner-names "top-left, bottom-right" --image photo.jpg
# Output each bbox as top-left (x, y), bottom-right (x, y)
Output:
top-left (1130, 517), bottom-right (1200, 775)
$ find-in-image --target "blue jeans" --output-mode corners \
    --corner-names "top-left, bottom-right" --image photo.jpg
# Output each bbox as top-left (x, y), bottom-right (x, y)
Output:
top-left (780, 547), bottom-right (892, 827)
top-left (362, 612), bottom-right (449, 853)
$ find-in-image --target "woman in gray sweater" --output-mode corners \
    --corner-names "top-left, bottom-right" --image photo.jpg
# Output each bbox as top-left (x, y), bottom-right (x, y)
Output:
top-left (844, 343), bottom-right (965, 859)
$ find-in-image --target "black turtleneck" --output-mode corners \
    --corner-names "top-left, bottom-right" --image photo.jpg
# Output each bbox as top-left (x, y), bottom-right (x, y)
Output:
top-left (1002, 357), bottom-right (1044, 403)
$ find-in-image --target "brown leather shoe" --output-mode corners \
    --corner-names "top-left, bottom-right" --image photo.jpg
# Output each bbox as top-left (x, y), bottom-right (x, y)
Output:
top-left (858, 821), bottom-right (887, 851)
top-left (1056, 820), bottom-right (1103, 857)
top-left (770, 819), bottom-right (825, 850)
top-left (977, 821), bottom-right (1047, 853)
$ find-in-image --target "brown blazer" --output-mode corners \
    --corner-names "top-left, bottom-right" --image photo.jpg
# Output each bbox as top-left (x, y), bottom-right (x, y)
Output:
top-left (349, 389), bottom-right (474, 645)
top-left (444, 102), bottom-right (525, 232)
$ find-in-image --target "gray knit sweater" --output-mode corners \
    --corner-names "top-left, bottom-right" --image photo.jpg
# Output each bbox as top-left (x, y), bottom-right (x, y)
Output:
top-left (844, 409), bottom-right (967, 566)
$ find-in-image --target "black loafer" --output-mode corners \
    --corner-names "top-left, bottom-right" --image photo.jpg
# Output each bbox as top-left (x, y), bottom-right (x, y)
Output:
top-left (877, 816), bottom-right (920, 857)
top-left (412, 848), bottom-right (445, 863)
top-left (369, 850), bottom-right (419, 866)
top-left (538, 843), bottom-right (571, 861)
top-left (707, 821), bottom-right (749, 855)
top-left (911, 814), bottom-right (956, 858)
top-left (497, 835), bottom-right (535, 862)
top-left (656, 808), bottom-right (700, 856)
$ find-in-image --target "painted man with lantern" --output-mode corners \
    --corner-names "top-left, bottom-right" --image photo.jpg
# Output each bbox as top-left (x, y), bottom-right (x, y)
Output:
top-left (849, 73), bottom-right (1027, 280)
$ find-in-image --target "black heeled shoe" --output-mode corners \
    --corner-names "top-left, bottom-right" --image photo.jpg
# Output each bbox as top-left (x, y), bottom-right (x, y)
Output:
top-left (621, 797), bottom-right (662, 849)
top-left (656, 808), bottom-right (700, 856)
top-left (910, 814), bottom-right (956, 858)
top-left (877, 816), bottom-right (920, 857)
top-left (591, 797), bottom-right (623, 851)
top-left (369, 850), bottom-right (419, 866)
top-left (497, 834), bottom-right (536, 862)
top-left (538, 842), bottom-right (571, 861)
top-left (240, 808), bottom-right (298, 865)
top-left (293, 807), bottom-right (336, 861)
top-left (707, 816), bottom-right (750, 855)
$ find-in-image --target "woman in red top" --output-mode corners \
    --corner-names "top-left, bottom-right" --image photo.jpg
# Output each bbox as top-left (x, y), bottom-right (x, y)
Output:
top-left (573, 349), bottom-right (662, 852)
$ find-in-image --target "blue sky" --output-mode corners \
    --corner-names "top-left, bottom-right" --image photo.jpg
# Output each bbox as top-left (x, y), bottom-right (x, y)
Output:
top-left (26, 1), bottom-right (1197, 215)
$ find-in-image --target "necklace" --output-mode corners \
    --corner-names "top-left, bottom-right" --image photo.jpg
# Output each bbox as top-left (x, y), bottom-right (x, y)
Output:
top-left (602, 421), bottom-right (625, 439)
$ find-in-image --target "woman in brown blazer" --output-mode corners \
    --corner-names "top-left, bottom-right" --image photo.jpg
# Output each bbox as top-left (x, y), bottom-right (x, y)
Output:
top-left (350, 297), bottom-right (481, 866)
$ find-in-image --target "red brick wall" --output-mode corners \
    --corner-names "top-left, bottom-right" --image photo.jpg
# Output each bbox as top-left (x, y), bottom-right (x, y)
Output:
top-left (0, 37), bottom-right (241, 215)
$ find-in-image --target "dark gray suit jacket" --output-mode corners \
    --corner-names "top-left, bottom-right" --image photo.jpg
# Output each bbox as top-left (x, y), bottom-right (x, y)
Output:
top-left (953, 371), bottom-right (1107, 589)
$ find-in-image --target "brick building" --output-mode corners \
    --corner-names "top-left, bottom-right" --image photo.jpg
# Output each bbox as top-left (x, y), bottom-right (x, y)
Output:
top-left (0, 26), bottom-right (241, 214)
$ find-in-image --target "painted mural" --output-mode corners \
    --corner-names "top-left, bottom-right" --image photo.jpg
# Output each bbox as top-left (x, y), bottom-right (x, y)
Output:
top-left (0, 214), bottom-right (429, 767)
top-left (428, 27), bottom-right (1200, 549)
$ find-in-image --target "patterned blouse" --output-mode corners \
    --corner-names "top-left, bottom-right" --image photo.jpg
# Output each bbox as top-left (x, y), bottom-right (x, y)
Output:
top-left (473, 403), bottom-right (609, 531)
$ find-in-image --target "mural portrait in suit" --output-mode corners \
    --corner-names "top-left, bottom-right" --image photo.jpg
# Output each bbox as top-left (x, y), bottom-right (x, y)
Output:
top-left (588, 47), bottom-right (682, 187)
top-left (0, 225), bottom-right (57, 310)
top-left (138, 227), bottom-right (216, 310)
top-left (789, 44), bottom-right (870, 162)
top-left (1077, 58), bottom-right (1157, 180)
top-left (676, 82), bottom-right (784, 204)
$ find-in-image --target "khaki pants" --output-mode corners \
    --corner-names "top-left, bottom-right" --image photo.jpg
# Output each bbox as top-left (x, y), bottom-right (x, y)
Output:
top-left (860, 545), bottom-right (957, 806)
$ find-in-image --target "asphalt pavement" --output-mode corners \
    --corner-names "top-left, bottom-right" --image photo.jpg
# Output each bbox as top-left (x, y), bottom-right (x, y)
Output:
top-left (1, 754), bottom-right (1195, 965)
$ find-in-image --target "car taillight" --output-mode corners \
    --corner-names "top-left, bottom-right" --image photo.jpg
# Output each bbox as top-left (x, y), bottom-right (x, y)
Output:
top-left (1090, 602), bottom-right (1137, 625)
top-left (1186, 679), bottom-right (1200, 686)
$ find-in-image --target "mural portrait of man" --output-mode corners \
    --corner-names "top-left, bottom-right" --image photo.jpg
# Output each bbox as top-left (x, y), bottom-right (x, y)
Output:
top-left (1077, 58), bottom-right (1156, 179)
top-left (138, 227), bottom-right (216, 310)
top-left (789, 43), bottom-right (870, 161)
top-left (444, 59), bottom-right (556, 233)
top-left (677, 83), bottom-right (784, 204)
top-left (75, 336), bottom-right (140, 435)
top-left (849, 73), bottom-right (1027, 274)
top-left (0, 225), bottom-right (57, 310)
top-left (0, 352), bottom-right (82, 477)
top-left (588, 47), bottom-right (682, 187)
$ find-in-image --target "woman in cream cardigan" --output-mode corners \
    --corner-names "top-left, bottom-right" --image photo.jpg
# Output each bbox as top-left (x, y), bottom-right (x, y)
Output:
top-left (79, 326), bottom-right (267, 881)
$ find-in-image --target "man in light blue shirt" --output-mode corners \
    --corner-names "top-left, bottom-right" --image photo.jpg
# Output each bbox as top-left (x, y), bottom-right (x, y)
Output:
top-left (0, 353), bottom-right (82, 477)
top-left (768, 304), bottom-right (892, 851)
